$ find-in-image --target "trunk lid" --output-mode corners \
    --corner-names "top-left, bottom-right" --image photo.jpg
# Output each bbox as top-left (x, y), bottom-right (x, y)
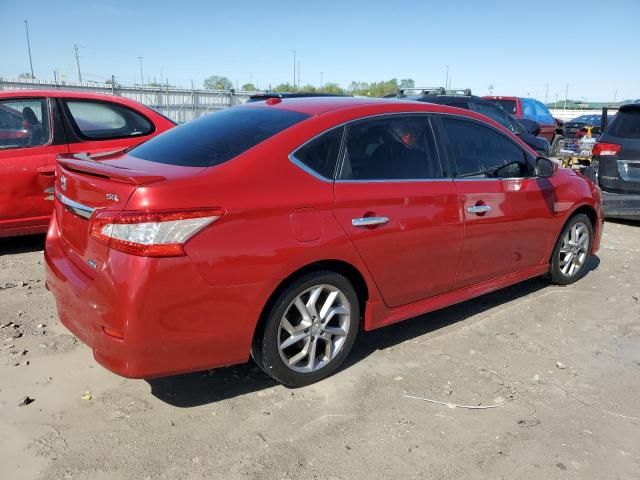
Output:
top-left (55, 151), bottom-right (204, 275)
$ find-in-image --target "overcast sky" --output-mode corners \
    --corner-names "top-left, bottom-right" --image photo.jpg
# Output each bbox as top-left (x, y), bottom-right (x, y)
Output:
top-left (1, 0), bottom-right (638, 101)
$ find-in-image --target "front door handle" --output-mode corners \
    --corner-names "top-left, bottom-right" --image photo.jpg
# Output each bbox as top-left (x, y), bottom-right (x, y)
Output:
top-left (352, 216), bottom-right (389, 227)
top-left (466, 205), bottom-right (492, 214)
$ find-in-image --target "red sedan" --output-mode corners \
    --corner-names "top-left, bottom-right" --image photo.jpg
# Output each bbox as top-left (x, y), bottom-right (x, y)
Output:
top-left (45, 97), bottom-right (603, 386)
top-left (0, 90), bottom-right (175, 238)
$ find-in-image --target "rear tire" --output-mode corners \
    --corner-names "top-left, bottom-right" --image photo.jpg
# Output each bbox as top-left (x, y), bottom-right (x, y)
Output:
top-left (549, 214), bottom-right (593, 285)
top-left (252, 271), bottom-right (359, 387)
top-left (550, 135), bottom-right (564, 156)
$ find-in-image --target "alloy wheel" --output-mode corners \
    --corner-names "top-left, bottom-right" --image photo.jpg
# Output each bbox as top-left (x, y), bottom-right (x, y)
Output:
top-left (559, 221), bottom-right (590, 277)
top-left (277, 284), bottom-right (351, 373)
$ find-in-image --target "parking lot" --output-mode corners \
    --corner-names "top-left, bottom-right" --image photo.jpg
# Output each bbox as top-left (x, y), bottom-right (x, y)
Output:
top-left (0, 220), bottom-right (637, 480)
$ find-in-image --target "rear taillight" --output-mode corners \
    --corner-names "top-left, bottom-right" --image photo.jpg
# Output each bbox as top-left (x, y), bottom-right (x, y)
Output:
top-left (592, 142), bottom-right (621, 156)
top-left (90, 209), bottom-right (223, 257)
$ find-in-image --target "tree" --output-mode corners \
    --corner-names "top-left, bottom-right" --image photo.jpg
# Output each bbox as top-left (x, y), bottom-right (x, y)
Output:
top-left (272, 83), bottom-right (295, 92)
top-left (318, 83), bottom-right (345, 95)
top-left (18, 72), bottom-right (34, 79)
top-left (399, 78), bottom-right (415, 89)
top-left (241, 83), bottom-right (257, 91)
top-left (299, 84), bottom-right (317, 93)
top-left (203, 75), bottom-right (233, 90)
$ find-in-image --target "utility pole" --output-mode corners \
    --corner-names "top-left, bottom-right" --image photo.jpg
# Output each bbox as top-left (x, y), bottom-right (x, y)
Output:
top-left (564, 83), bottom-right (569, 110)
top-left (292, 50), bottom-right (296, 89)
top-left (544, 83), bottom-right (549, 104)
top-left (138, 56), bottom-right (144, 86)
top-left (74, 44), bottom-right (82, 83)
top-left (445, 65), bottom-right (449, 89)
top-left (297, 62), bottom-right (300, 89)
top-left (488, 84), bottom-right (494, 95)
top-left (111, 75), bottom-right (116, 95)
top-left (24, 20), bottom-right (34, 78)
top-left (320, 71), bottom-right (324, 90)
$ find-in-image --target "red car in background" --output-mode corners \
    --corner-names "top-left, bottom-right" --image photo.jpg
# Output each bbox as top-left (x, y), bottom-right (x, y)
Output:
top-left (483, 96), bottom-right (565, 155)
top-left (0, 90), bottom-right (175, 238)
top-left (46, 97), bottom-right (603, 386)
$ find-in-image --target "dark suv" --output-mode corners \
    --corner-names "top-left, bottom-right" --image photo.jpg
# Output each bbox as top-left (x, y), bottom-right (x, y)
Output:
top-left (391, 89), bottom-right (550, 155)
top-left (591, 103), bottom-right (640, 220)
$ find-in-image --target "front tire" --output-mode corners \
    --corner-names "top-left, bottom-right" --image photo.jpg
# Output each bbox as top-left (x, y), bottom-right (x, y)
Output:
top-left (549, 214), bottom-right (593, 285)
top-left (253, 271), bottom-right (360, 387)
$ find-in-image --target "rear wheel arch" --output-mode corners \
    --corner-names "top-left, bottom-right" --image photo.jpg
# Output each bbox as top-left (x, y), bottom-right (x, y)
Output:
top-left (252, 260), bottom-right (369, 345)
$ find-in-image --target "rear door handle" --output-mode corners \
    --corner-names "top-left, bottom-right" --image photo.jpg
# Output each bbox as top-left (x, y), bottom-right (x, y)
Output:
top-left (466, 205), bottom-right (492, 214)
top-left (352, 216), bottom-right (389, 227)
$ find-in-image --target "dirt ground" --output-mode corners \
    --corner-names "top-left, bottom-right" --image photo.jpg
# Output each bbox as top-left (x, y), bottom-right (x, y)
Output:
top-left (0, 221), bottom-right (638, 480)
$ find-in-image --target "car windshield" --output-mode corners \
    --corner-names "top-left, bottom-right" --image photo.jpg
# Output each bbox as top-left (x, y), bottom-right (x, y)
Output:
top-left (129, 107), bottom-right (310, 167)
top-left (491, 99), bottom-right (517, 114)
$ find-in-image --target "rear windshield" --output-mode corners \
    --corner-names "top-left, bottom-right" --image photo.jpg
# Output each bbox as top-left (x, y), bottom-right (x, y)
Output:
top-left (129, 107), bottom-right (310, 167)
top-left (492, 99), bottom-right (517, 115)
top-left (608, 110), bottom-right (640, 139)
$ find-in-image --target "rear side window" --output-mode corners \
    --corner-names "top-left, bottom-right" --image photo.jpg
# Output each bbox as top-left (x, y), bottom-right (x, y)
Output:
top-left (339, 115), bottom-right (442, 180)
top-left (608, 110), bottom-right (640, 139)
top-left (66, 100), bottom-right (152, 139)
top-left (442, 117), bottom-right (530, 178)
top-left (470, 102), bottom-right (514, 132)
top-left (0, 98), bottom-right (51, 149)
top-left (292, 127), bottom-right (344, 179)
top-left (130, 107), bottom-right (310, 167)
top-left (492, 99), bottom-right (517, 114)
top-left (533, 100), bottom-right (554, 124)
top-left (521, 99), bottom-right (536, 120)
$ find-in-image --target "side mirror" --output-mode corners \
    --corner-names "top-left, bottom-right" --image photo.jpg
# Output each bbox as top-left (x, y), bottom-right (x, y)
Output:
top-left (536, 157), bottom-right (557, 178)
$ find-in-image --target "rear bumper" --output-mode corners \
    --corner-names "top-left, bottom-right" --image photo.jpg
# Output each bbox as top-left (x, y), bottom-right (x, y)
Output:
top-left (45, 211), bottom-right (269, 378)
top-left (602, 190), bottom-right (640, 220)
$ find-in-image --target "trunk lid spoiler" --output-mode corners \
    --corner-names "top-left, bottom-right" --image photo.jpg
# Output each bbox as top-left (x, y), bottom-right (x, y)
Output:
top-left (57, 151), bottom-right (166, 186)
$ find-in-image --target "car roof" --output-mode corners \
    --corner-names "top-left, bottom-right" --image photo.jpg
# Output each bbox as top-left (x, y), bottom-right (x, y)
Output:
top-left (484, 95), bottom-right (519, 101)
top-left (405, 94), bottom-right (486, 104)
top-left (248, 92), bottom-right (349, 102)
top-left (0, 89), bottom-right (152, 110)
top-left (237, 96), bottom-right (482, 116)
top-left (619, 102), bottom-right (640, 113)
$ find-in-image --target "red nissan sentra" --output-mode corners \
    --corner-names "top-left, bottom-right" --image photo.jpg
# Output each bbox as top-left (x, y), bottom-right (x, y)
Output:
top-left (45, 97), bottom-right (603, 386)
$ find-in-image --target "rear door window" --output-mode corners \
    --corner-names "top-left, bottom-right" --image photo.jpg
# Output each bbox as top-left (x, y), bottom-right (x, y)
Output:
top-left (292, 127), bottom-right (344, 179)
top-left (608, 110), bottom-right (640, 139)
top-left (65, 100), bottom-right (153, 140)
top-left (130, 107), bottom-right (310, 167)
top-left (441, 117), bottom-right (531, 178)
top-left (339, 115), bottom-right (442, 180)
top-left (0, 98), bottom-right (51, 149)
top-left (521, 99), bottom-right (537, 121)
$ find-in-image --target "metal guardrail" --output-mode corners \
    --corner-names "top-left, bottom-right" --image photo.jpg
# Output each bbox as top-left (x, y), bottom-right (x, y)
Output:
top-left (0, 77), bottom-right (257, 123)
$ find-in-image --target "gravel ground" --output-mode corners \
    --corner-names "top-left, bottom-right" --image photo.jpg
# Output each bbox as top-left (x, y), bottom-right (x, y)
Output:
top-left (0, 221), bottom-right (639, 480)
